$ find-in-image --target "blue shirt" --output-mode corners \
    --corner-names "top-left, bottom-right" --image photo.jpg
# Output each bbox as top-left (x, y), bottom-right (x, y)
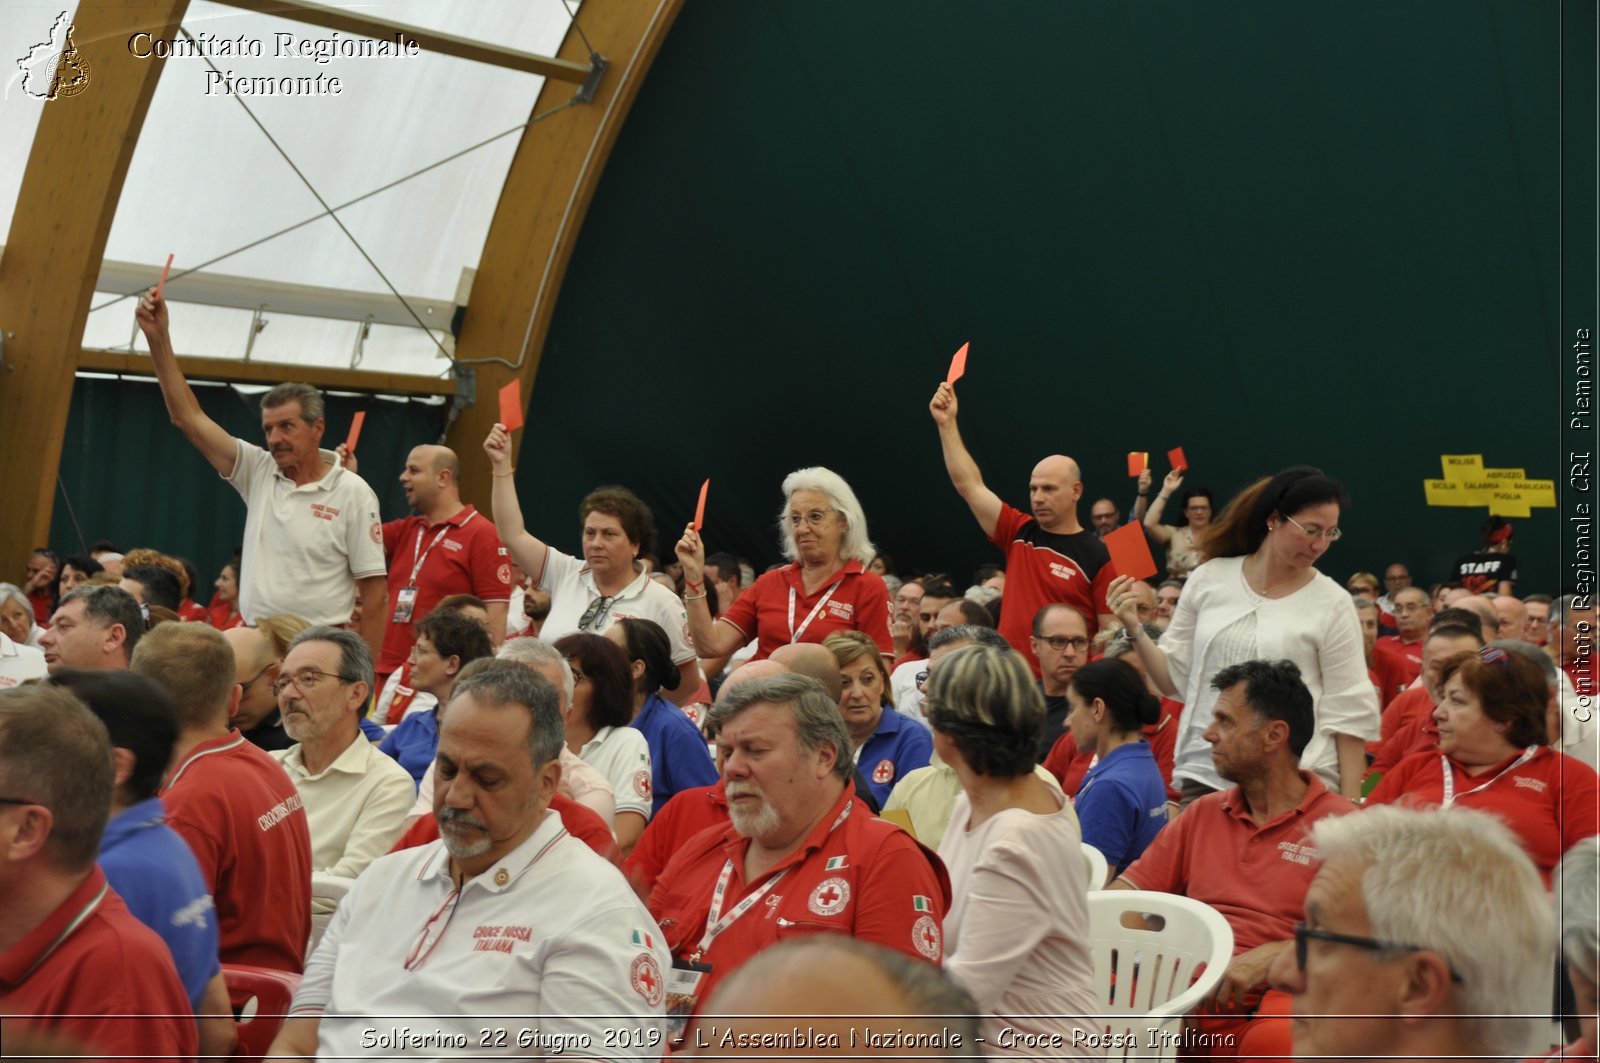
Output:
top-left (358, 714), bottom-right (386, 744)
top-left (630, 692), bottom-right (718, 816)
top-left (1074, 741), bottom-right (1169, 876)
top-left (97, 797), bottom-right (220, 1008)
top-left (379, 708), bottom-right (438, 786)
top-left (856, 704), bottom-right (933, 807)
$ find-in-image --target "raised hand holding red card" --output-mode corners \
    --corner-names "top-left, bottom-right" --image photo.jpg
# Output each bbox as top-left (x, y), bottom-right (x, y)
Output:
top-left (498, 380), bottom-right (525, 432)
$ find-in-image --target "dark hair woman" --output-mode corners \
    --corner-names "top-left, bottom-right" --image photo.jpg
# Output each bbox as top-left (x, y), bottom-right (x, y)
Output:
top-left (605, 617), bottom-right (717, 817)
top-left (1065, 658), bottom-right (1168, 880)
top-left (554, 632), bottom-right (654, 855)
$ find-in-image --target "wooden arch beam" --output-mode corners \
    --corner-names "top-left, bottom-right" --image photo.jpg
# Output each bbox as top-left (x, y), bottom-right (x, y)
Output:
top-left (0, 0), bottom-right (190, 585)
top-left (445, 0), bottom-right (685, 509)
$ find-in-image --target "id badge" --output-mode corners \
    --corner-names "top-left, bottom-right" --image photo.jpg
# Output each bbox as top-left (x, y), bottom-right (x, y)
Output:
top-left (392, 585), bottom-right (419, 623)
top-left (664, 959), bottom-right (711, 1042)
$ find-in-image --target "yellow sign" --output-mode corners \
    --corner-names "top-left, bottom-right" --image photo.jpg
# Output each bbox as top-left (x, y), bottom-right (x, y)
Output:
top-left (1483, 468), bottom-right (1526, 482)
top-left (1513, 480), bottom-right (1557, 507)
top-left (1488, 490), bottom-right (1531, 518)
top-left (1424, 480), bottom-right (1477, 507)
top-left (1440, 455), bottom-right (1485, 479)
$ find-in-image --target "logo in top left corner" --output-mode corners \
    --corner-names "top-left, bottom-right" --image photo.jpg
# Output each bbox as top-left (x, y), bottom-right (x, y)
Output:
top-left (15, 11), bottom-right (90, 100)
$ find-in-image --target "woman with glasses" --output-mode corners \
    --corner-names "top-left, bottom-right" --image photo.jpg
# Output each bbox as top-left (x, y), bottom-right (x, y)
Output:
top-left (554, 633), bottom-right (654, 856)
top-left (927, 643), bottom-right (1099, 1056)
top-left (674, 466), bottom-right (893, 663)
top-left (1142, 470), bottom-right (1213, 579)
top-left (604, 617), bottom-right (717, 816)
top-left (1107, 466), bottom-right (1377, 803)
top-left (1064, 658), bottom-right (1167, 883)
top-left (1367, 647), bottom-right (1598, 884)
top-left (483, 423), bottom-right (701, 705)
top-left (823, 630), bottom-right (932, 806)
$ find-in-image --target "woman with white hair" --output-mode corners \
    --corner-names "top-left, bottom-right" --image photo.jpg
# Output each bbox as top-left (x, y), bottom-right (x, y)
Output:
top-left (675, 466), bottom-right (892, 661)
top-left (0, 583), bottom-right (44, 649)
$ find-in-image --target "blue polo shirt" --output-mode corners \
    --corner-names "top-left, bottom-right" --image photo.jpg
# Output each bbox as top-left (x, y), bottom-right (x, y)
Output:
top-left (630, 692), bottom-right (718, 816)
top-left (1074, 741), bottom-right (1169, 875)
top-left (379, 708), bottom-right (438, 785)
top-left (856, 703), bottom-right (933, 807)
top-left (97, 797), bottom-right (220, 1008)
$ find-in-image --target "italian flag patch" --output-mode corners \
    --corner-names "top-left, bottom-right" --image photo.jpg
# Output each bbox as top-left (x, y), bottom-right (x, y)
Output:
top-left (825, 856), bottom-right (848, 871)
top-left (913, 895), bottom-right (932, 912)
top-left (631, 930), bottom-right (654, 948)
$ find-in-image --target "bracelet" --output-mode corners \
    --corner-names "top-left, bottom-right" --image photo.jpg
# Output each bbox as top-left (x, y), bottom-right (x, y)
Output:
top-left (1138, 491), bottom-right (1149, 497)
top-left (684, 592), bottom-right (707, 601)
top-left (492, 469), bottom-right (515, 478)
top-left (684, 579), bottom-right (705, 593)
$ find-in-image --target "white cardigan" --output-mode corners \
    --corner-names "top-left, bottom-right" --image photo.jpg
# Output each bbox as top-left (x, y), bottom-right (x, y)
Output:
top-left (1161, 556), bottom-right (1379, 789)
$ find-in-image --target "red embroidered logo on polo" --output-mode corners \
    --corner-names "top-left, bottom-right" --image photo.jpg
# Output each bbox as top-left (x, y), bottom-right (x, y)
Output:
top-left (1047, 562), bottom-right (1078, 583)
top-left (807, 877), bottom-right (850, 916)
top-left (442, 539), bottom-right (464, 553)
top-left (472, 924), bottom-right (532, 954)
top-left (826, 600), bottom-right (855, 620)
top-left (1513, 776), bottom-right (1548, 793)
top-left (309, 503), bottom-right (341, 521)
top-left (1275, 841), bottom-right (1319, 866)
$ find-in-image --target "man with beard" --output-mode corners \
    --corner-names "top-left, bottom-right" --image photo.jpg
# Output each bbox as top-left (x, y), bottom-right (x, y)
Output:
top-left (1110, 659), bottom-right (1355, 1058)
top-left (268, 660), bottom-right (668, 1060)
top-left (648, 673), bottom-right (947, 1016)
top-left (270, 627), bottom-right (413, 889)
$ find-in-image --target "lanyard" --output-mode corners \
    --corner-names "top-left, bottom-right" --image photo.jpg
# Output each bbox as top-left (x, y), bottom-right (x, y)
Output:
top-left (1440, 746), bottom-right (1540, 807)
top-left (787, 578), bottom-right (845, 644)
top-left (408, 513), bottom-right (473, 584)
top-left (691, 800), bottom-right (853, 962)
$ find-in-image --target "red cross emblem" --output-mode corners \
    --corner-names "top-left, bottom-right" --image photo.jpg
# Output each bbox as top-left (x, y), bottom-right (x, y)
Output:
top-left (631, 954), bottom-right (663, 1006)
top-left (913, 915), bottom-right (941, 960)
top-left (807, 876), bottom-right (850, 916)
top-left (872, 759), bottom-right (894, 785)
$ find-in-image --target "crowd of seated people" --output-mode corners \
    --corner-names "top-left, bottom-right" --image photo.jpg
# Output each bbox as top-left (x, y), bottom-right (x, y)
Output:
top-left (2, 297), bottom-right (1594, 1060)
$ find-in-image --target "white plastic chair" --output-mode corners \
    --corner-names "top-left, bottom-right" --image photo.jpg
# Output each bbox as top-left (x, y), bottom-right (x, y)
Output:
top-left (1084, 890), bottom-right (1234, 1062)
top-left (307, 871), bottom-right (354, 957)
top-left (1081, 841), bottom-right (1109, 890)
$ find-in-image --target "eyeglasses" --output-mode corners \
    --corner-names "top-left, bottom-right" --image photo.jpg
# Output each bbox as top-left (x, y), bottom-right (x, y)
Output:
top-left (1393, 602), bottom-right (1430, 614)
top-left (1184, 505), bottom-right (1211, 513)
top-left (240, 663), bottom-right (277, 694)
top-left (1293, 922), bottom-right (1463, 983)
top-left (1283, 515), bottom-right (1342, 542)
top-left (270, 669), bottom-right (356, 698)
top-left (914, 670), bottom-right (929, 690)
top-left (1036, 635), bottom-right (1091, 652)
top-left (0, 796), bottom-right (39, 807)
top-left (787, 509), bottom-right (835, 530)
top-left (577, 595), bottom-right (614, 632)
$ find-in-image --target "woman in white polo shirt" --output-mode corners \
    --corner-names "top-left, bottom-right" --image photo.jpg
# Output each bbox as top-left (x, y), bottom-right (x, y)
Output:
top-left (554, 633), bottom-right (653, 857)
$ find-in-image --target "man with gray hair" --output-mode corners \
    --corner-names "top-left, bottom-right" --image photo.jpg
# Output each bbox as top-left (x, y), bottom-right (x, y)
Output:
top-left (693, 937), bottom-right (979, 1059)
top-left (37, 584), bottom-right (143, 674)
top-left (1267, 804), bottom-right (1553, 1061)
top-left (268, 659), bottom-right (669, 1060)
top-left (269, 626), bottom-right (413, 888)
top-left (136, 289), bottom-right (388, 654)
top-left (648, 673), bottom-right (947, 1019)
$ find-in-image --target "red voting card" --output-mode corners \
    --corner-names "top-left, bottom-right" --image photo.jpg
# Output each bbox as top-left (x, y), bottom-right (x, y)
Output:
top-left (1104, 522), bottom-right (1158, 581)
top-left (946, 342), bottom-right (968, 385)
top-left (1168, 446), bottom-right (1188, 471)
top-left (344, 411), bottom-right (365, 454)
top-left (693, 479), bottom-right (709, 531)
top-left (155, 253), bottom-right (174, 300)
top-left (498, 380), bottom-right (525, 432)
top-left (1127, 451), bottom-right (1148, 477)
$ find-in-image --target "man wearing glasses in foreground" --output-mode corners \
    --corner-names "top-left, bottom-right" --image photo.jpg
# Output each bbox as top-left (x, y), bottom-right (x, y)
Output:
top-left (270, 627), bottom-right (414, 895)
top-left (270, 660), bottom-right (668, 1060)
top-left (1267, 804), bottom-right (1552, 1061)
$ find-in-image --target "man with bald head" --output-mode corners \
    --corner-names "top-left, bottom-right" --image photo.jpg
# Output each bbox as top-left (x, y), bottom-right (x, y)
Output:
top-left (1491, 594), bottom-right (1527, 641)
top-left (362, 443), bottom-right (512, 690)
top-left (930, 381), bottom-right (1114, 675)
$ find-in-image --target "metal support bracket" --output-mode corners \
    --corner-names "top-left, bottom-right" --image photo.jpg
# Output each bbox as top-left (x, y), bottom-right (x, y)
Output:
top-left (574, 52), bottom-right (609, 105)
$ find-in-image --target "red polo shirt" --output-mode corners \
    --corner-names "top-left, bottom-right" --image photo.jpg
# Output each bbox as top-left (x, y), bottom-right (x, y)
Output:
top-left (1372, 636), bottom-right (1423, 707)
top-left (988, 504), bottom-right (1114, 675)
top-left (625, 782), bottom-right (731, 896)
top-left (379, 505), bottom-right (512, 675)
top-left (161, 731), bottom-right (312, 972)
top-left (1119, 774), bottom-right (1355, 955)
top-left (648, 784), bottom-right (946, 1006)
top-left (717, 561), bottom-right (892, 661)
top-left (1367, 746), bottom-right (1599, 884)
top-left (0, 868), bottom-right (197, 1059)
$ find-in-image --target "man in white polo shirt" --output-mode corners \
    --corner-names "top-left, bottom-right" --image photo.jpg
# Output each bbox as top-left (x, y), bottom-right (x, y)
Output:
top-left (136, 290), bottom-right (388, 658)
top-left (268, 659), bottom-right (668, 1059)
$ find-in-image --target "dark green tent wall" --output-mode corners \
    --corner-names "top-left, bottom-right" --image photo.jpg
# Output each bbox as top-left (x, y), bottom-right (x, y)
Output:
top-left (49, 1), bottom-right (1579, 597)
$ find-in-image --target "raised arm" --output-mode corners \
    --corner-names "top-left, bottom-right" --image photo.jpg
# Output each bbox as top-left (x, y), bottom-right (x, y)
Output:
top-left (483, 423), bottom-right (549, 580)
top-left (929, 382), bottom-right (1003, 538)
top-left (1107, 574), bottom-right (1179, 697)
top-left (135, 289), bottom-right (239, 477)
top-left (1141, 469), bottom-right (1183, 546)
top-left (1131, 467), bottom-right (1154, 522)
top-left (675, 525), bottom-right (746, 659)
